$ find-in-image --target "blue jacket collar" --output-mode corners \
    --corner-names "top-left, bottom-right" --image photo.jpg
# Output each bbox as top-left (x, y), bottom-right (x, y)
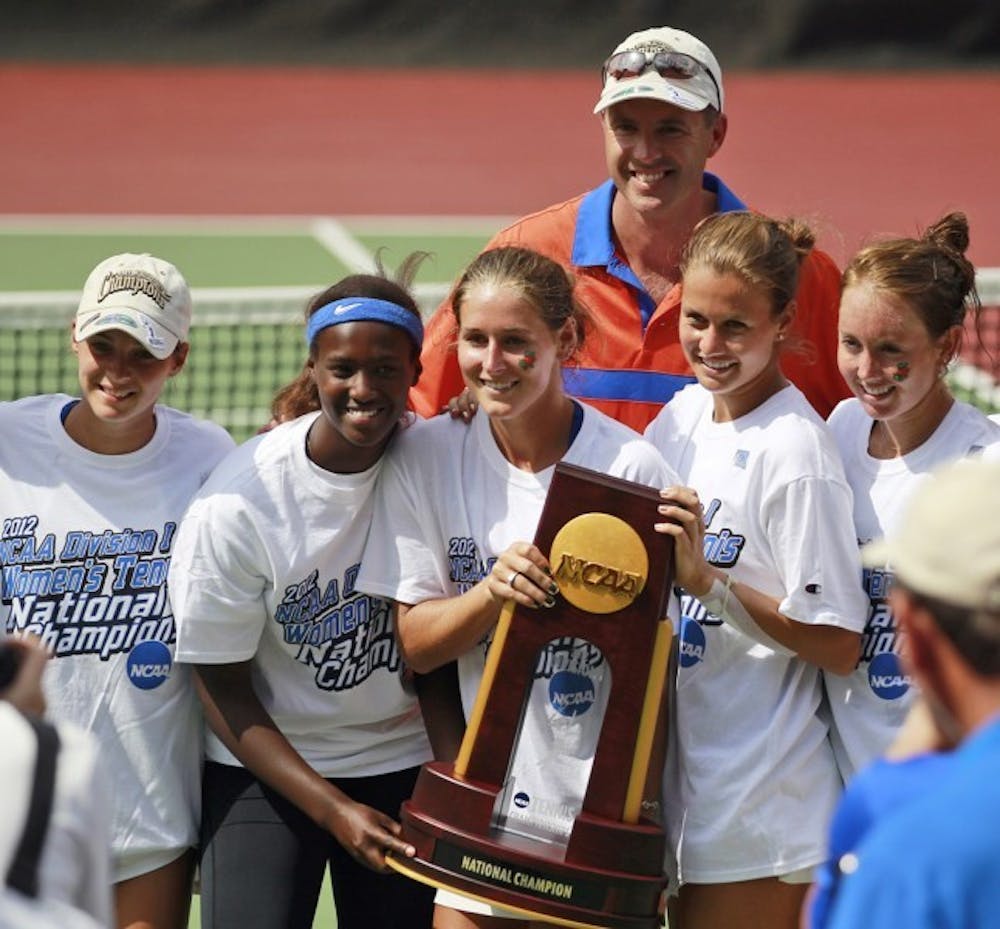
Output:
top-left (571, 172), bottom-right (747, 269)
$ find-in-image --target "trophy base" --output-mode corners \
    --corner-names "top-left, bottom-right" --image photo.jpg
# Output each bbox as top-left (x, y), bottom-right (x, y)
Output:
top-left (389, 762), bottom-right (666, 929)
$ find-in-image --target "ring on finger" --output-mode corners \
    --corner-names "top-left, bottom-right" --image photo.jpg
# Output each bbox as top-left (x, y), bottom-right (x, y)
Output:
top-left (508, 571), bottom-right (522, 589)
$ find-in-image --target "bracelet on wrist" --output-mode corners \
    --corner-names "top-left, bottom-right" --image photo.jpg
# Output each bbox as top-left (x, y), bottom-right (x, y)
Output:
top-left (696, 573), bottom-right (733, 617)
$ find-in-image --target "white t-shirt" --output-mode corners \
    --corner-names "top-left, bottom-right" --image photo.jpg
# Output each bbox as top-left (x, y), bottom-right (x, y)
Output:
top-left (170, 412), bottom-right (431, 778)
top-left (0, 395), bottom-right (234, 881)
top-left (0, 705), bottom-right (112, 927)
top-left (644, 383), bottom-right (868, 883)
top-left (825, 398), bottom-right (1000, 780)
top-left (359, 405), bottom-right (678, 842)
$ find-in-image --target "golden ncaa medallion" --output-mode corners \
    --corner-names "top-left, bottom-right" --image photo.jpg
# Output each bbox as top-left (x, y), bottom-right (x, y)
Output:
top-left (550, 513), bottom-right (648, 614)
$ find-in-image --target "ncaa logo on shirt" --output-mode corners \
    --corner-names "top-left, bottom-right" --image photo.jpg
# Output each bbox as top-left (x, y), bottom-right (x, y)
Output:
top-left (548, 671), bottom-right (596, 717)
top-left (679, 615), bottom-right (706, 667)
top-left (126, 641), bottom-right (172, 690)
top-left (513, 791), bottom-right (531, 809)
top-left (868, 651), bottom-right (911, 700)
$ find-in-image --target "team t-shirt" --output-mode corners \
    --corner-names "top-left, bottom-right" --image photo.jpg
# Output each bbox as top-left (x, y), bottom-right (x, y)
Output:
top-left (170, 412), bottom-right (431, 778)
top-left (825, 398), bottom-right (1000, 780)
top-left (0, 394), bottom-right (234, 880)
top-left (645, 383), bottom-right (868, 883)
top-left (358, 405), bottom-right (678, 841)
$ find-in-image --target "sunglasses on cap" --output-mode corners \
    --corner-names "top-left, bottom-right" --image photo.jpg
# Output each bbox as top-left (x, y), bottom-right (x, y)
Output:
top-left (601, 49), bottom-right (721, 108)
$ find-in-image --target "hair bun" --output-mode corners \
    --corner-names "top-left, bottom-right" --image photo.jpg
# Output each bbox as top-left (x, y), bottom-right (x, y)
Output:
top-left (922, 211), bottom-right (970, 258)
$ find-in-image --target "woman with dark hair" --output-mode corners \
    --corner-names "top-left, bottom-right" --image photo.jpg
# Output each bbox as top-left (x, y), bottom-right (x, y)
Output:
top-left (168, 255), bottom-right (435, 929)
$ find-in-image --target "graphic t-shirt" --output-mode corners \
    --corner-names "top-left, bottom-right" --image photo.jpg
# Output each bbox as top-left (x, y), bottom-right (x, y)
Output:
top-left (171, 412), bottom-right (431, 777)
top-left (645, 383), bottom-right (868, 882)
top-left (0, 394), bottom-right (234, 879)
top-left (825, 398), bottom-right (1000, 780)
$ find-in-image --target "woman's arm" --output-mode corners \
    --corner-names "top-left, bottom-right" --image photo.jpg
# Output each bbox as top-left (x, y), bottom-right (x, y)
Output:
top-left (195, 661), bottom-right (416, 872)
top-left (655, 486), bottom-right (861, 674)
top-left (395, 542), bottom-right (558, 673)
top-left (412, 662), bottom-right (467, 762)
top-left (699, 572), bottom-right (860, 673)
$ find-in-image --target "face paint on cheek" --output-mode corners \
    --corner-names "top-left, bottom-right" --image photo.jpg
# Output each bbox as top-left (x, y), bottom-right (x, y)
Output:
top-left (518, 350), bottom-right (537, 371)
top-left (893, 360), bottom-right (910, 382)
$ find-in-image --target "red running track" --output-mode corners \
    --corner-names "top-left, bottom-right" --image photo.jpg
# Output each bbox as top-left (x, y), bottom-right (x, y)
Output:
top-left (1, 63), bottom-right (999, 266)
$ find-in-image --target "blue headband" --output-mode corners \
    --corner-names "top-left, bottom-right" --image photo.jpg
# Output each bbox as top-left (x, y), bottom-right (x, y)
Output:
top-left (305, 297), bottom-right (424, 351)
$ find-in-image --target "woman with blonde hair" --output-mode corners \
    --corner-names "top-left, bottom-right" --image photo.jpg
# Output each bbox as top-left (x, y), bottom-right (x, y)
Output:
top-left (823, 211), bottom-right (1000, 785)
top-left (645, 212), bottom-right (867, 929)
top-left (359, 245), bottom-right (679, 928)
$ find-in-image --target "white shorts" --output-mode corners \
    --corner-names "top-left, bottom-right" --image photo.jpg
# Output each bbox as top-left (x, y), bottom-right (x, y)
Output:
top-left (435, 887), bottom-right (526, 920)
top-left (113, 845), bottom-right (190, 884)
top-left (778, 865), bottom-right (815, 885)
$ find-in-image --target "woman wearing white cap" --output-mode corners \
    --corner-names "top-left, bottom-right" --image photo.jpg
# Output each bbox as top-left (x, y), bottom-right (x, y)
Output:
top-left (0, 253), bottom-right (235, 929)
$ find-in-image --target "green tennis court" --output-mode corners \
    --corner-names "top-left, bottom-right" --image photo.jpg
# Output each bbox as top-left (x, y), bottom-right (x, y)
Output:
top-left (0, 215), bottom-right (503, 288)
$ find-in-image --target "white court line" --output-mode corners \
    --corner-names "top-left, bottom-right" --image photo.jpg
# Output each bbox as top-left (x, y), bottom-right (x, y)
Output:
top-left (310, 218), bottom-right (379, 272)
top-left (339, 215), bottom-right (514, 235)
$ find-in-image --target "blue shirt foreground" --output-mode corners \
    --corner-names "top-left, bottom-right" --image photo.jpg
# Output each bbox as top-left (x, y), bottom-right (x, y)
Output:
top-left (827, 716), bottom-right (1000, 928)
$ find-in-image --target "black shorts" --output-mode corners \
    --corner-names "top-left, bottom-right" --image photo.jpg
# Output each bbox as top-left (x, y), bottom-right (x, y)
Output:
top-left (199, 761), bottom-right (434, 929)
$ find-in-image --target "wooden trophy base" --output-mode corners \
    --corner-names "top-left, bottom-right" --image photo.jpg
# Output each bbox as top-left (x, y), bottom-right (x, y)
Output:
top-left (387, 762), bottom-right (666, 929)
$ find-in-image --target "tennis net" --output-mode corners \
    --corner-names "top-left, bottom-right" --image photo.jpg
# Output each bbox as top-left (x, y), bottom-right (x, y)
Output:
top-left (0, 283), bottom-right (449, 442)
top-left (3, 274), bottom-right (998, 443)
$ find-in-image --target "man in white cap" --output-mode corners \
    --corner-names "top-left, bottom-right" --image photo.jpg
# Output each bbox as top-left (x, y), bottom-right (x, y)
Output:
top-left (827, 457), bottom-right (1000, 928)
top-left (413, 26), bottom-right (849, 431)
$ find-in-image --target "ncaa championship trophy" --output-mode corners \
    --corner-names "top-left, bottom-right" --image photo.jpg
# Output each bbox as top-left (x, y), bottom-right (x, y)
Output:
top-left (387, 462), bottom-right (676, 928)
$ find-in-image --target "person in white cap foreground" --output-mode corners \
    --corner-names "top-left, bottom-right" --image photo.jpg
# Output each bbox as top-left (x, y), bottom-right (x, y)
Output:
top-left (412, 25), bottom-right (850, 430)
top-left (0, 253), bottom-right (235, 929)
top-left (825, 457), bottom-right (1000, 928)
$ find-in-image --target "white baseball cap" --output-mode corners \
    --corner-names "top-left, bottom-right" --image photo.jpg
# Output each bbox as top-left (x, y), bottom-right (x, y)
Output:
top-left (862, 457), bottom-right (1000, 612)
top-left (594, 27), bottom-right (724, 115)
top-left (74, 253), bottom-right (191, 360)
